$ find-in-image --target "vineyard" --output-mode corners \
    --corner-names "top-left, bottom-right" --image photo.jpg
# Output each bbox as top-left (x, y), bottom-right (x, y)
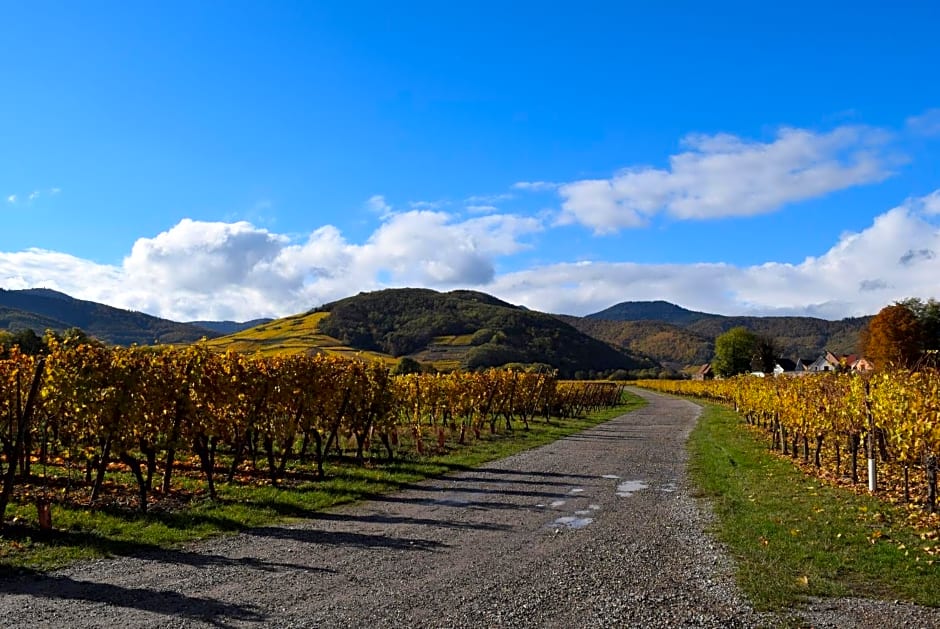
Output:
top-left (0, 341), bottom-right (626, 521)
top-left (637, 372), bottom-right (940, 513)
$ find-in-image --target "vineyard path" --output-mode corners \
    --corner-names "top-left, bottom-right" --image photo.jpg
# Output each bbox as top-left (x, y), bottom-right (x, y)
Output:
top-left (0, 388), bottom-right (928, 628)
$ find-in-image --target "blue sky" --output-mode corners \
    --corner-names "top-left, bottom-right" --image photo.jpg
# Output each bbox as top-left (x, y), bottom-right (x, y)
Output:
top-left (2, 1), bottom-right (940, 321)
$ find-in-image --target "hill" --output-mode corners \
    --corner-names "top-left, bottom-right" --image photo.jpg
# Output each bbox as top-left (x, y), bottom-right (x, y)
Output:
top-left (187, 318), bottom-right (274, 335)
top-left (0, 288), bottom-right (219, 345)
top-left (558, 316), bottom-right (712, 369)
top-left (321, 288), bottom-right (657, 375)
top-left (0, 306), bottom-right (73, 336)
top-left (587, 300), bottom-right (714, 326)
top-left (208, 288), bottom-right (655, 376)
top-left (203, 311), bottom-right (394, 363)
top-left (575, 300), bottom-right (871, 367)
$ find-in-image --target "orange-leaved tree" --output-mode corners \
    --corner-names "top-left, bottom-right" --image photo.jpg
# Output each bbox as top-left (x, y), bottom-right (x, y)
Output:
top-left (861, 304), bottom-right (923, 370)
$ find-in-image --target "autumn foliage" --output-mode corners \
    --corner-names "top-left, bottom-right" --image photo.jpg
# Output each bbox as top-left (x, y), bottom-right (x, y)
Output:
top-left (0, 342), bottom-right (625, 520)
top-left (861, 304), bottom-right (924, 370)
top-left (638, 372), bottom-right (940, 513)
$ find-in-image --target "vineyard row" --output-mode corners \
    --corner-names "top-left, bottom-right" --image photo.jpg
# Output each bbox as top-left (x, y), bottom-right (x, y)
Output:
top-left (0, 342), bottom-right (625, 517)
top-left (636, 371), bottom-right (940, 510)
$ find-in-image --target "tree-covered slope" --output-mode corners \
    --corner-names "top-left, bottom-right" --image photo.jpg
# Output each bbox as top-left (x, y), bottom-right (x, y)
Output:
top-left (0, 306), bottom-right (73, 336)
top-left (187, 318), bottom-right (274, 335)
top-left (586, 300), bottom-right (715, 326)
top-left (316, 288), bottom-right (656, 375)
top-left (683, 315), bottom-right (870, 358)
top-left (578, 300), bottom-right (872, 365)
top-left (558, 315), bottom-right (713, 367)
top-left (0, 288), bottom-right (220, 345)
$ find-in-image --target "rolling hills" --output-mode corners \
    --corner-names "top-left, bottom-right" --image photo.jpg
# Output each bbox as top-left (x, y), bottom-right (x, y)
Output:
top-left (570, 300), bottom-right (871, 369)
top-left (1, 287), bottom-right (874, 375)
top-left (210, 288), bottom-right (657, 376)
top-left (0, 288), bottom-right (220, 345)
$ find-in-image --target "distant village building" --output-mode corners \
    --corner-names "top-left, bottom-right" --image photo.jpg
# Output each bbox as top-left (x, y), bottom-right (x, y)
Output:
top-left (786, 352), bottom-right (873, 375)
top-left (693, 363), bottom-right (713, 380)
top-left (794, 357), bottom-right (817, 372)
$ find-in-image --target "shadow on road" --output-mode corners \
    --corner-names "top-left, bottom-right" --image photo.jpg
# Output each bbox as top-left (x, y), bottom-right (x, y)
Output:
top-left (306, 511), bottom-right (512, 532)
top-left (246, 526), bottom-right (449, 552)
top-left (0, 569), bottom-right (267, 629)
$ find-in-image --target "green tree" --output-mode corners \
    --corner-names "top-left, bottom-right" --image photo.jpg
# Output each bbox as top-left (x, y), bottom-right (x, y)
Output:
top-left (897, 297), bottom-right (940, 353)
top-left (6, 329), bottom-right (46, 355)
top-left (391, 356), bottom-right (422, 375)
top-left (713, 326), bottom-right (758, 377)
top-left (750, 334), bottom-right (777, 374)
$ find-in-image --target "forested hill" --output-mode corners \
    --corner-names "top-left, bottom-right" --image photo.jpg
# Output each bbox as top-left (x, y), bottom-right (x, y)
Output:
top-left (315, 288), bottom-right (656, 376)
top-left (187, 318), bottom-right (274, 335)
top-left (570, 300), bottom-right (871, 368)
top-left (586, 300), bottom-right (714, 326)
top-left (0, 288), bottom-right (220, 345)
top-left (557, 316), bottom-right (713, 368)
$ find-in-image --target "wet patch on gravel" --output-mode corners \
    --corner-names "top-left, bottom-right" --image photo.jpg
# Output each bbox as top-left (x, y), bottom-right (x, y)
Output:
top-left (432, 495), bottom-right (471, 506)
top-left (615, 480), bottom-right (648, 497)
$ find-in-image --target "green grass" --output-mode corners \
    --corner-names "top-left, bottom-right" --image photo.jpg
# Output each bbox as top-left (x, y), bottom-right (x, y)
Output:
top-left (688, 403), bottom-right (940, 610)
top-left (0, 394), bottom-right (645, 572)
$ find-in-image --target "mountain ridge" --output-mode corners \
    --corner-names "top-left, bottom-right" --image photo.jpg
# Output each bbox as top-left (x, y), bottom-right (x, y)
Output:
top-left (1, 289), bottom-right (873, 373)
top-left (573, 300), bottom-right (871, 368)
top-left (0, 288), bottom-right (220, 345)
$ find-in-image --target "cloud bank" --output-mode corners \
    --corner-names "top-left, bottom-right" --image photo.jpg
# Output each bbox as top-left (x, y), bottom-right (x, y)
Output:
top-left (1, 191), bottom-right (939, 322)
top-left (490, 193), bottom-right (940, 318)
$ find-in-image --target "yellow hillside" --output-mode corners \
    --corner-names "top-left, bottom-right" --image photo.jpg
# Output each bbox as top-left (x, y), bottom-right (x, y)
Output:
top-left (204, 311), bottom-right (394, 363)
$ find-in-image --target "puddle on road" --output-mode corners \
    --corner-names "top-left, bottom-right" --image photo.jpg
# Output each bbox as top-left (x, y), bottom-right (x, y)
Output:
top-left (601, 474), bottom-right (620, 479)
top-left (616, 480), bottom-right (648, 497)
top-left (549, 500), bottom-right (566, 508)
top-left (574, 509), bottom-right (592, 515)
top-left (568, 488), bottom-right (585, 495)
top-left (659, 482), bottom-right (678, 493)
top-left (588, 504), bottom-right (601, 511)
top-left (553, 516), bottom-right (593, 530)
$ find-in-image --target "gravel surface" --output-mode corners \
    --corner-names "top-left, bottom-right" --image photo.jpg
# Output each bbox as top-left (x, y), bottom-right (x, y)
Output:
top-left (1, 389), bottom-right (937, 628)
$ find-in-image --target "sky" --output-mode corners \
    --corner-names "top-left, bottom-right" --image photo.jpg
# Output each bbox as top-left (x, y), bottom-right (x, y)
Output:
top-left (2, 1), bottom-right (940, 322)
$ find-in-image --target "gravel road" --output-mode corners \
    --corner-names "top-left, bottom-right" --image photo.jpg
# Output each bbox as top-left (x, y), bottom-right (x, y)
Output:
top-left (1, 389), bottom-right (937, 628)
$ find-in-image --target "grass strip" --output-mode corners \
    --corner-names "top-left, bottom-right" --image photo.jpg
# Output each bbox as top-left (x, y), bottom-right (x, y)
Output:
top-left (1, 394), bottom-right (645, 572)
top-left (688, 402), bottom-right (940, 610)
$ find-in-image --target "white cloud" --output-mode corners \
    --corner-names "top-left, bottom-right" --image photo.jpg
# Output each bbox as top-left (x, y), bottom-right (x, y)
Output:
top-left (916, 190), bottom-right (940, 215)
top-left (489, 191), bottom-right (940, 317)
top-left (907, 108), bottom-right (940, 136)
top-left (513, 181), bottom-right (559, 192)
top-left (365, 194), bottom-right (392, 215)
top-left (5, 188), bottom-right (61, 206)
top-left (0, 210), bottom-right (542, 321)
top-left (558, 125), bottom-right (894, 233)
top-left (465, 205), bottom-right (498, 214)
top-left (465, 193), bottom-right (513, 204)
top-left (123, 218), bottom-right (288, 293)
top-left (409, 200), bottom-right (444, 210)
